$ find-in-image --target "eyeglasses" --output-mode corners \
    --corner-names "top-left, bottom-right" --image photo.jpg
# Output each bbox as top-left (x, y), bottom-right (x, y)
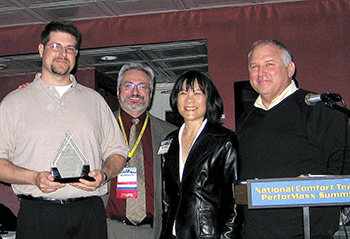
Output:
top-left (120, 83), bottom-right (151, 92)
top-left (46, 43), bottom-right (78, 55)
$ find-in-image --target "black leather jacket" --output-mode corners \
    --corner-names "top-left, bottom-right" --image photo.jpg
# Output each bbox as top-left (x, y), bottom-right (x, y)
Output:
top-left (160, 122), bottom-right (238, 239)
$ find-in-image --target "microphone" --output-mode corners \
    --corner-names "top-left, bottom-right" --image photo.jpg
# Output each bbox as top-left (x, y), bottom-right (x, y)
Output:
top-left (304, 92), bottom-right (340, 106)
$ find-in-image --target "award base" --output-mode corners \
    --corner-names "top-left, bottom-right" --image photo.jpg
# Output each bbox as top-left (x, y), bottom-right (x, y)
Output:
top-left (51, 165), bottom-right (96, 183)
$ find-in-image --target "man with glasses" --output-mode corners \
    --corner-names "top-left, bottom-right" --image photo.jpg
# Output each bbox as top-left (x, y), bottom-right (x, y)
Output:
top-left (0, 20), bottom-right (128, 239)
top-left (105, 63), bottom-right (176, 239)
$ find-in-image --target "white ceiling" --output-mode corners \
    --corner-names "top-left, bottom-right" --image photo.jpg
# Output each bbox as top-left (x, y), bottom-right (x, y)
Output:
top-left (0, 0), bottom-right (307, 88)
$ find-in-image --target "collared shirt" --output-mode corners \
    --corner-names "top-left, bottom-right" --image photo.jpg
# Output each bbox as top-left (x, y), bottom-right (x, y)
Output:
top-left (106, 109), bottom-right (155, 221)
top-left (254, 80), bottom-right (298, 110)
top-left (0, 73), bottom-right (128, 199)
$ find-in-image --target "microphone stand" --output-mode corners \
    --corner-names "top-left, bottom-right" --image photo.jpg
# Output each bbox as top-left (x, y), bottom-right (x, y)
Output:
top-left (325, 100), bottom-right (350, 118)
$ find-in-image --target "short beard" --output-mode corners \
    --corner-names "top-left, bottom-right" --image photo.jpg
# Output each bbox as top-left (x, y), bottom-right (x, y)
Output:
top-left (119, 95), bottom-right (149, 112)
top-left (51, 65), bottom-right (70, 76)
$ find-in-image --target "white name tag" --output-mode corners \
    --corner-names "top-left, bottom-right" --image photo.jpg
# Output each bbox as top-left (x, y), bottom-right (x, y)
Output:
top-left (157, 139), bottom-right (173, 155)
top-left (116, 167), bottom-right (138, 198)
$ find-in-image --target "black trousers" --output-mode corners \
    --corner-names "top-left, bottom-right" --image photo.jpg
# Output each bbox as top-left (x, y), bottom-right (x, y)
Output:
top-left (16, 196), bottom-right (107, 239)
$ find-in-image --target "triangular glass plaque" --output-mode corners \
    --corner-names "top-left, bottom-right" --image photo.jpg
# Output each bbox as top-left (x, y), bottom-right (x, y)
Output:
top-left (50, 131), bottom-right (95, 183)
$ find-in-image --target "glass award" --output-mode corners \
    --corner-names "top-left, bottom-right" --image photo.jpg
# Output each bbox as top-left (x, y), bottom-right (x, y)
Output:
top-left (50, 131), bottom-right (95, 183)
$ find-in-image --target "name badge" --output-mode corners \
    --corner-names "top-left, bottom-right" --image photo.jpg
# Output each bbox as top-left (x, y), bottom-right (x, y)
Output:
top-left (116, 167), bottom-right (138, 199)
top-left (157, 139), bottom-right (173, 155)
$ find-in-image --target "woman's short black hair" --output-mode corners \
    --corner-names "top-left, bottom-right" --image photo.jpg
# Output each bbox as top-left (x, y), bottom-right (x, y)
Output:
top-left (169, 69), bottom-right (224, 124)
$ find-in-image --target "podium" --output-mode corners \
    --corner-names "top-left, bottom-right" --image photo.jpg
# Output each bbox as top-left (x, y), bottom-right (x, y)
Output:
top-left (235, 175), bottom-right (350, 239)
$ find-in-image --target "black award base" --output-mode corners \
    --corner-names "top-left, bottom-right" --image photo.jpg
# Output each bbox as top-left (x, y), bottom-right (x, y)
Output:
top-left (51, 165), bottom-right (96, 183)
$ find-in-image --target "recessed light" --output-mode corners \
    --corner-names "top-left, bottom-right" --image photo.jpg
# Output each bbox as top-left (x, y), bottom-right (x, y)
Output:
top-left (0, 63), bottom-right (7, 71)
top-left (101, 56), bottom-right (117, 61)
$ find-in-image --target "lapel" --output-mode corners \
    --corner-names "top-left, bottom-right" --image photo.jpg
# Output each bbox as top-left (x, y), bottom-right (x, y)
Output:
top-left (181, 124), bottom-right (217, 182)
top-left (165, 123), bottom-right (220, 184)
top-left (113, 110), bottom-right (120, 124)
top-left (164, 130), bottom-right (181, 185)
top-left (150, 115), bottom-right (170, 157)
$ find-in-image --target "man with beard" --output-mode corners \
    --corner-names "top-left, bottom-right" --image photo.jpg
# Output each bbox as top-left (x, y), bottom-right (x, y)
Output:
top-left (0, 20), bottom-right (129, 239)
top-left (105, 63), bottom-right (176, 239)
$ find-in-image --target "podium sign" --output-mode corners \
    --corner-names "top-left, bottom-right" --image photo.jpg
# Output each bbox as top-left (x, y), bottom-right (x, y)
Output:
top-left (247, 175), bottom-right (350, 209)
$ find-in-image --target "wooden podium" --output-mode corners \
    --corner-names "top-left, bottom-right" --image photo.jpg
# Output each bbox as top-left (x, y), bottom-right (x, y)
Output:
top-left (234, 181), bottom-right (248, 205)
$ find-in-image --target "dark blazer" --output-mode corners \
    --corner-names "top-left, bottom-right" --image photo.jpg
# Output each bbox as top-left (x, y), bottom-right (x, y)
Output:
top-left (160, 122), bottom-right (238, 239)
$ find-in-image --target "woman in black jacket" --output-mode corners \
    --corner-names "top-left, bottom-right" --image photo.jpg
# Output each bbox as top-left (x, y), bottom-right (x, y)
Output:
top-left (160, 70), bottom-right (238, 239)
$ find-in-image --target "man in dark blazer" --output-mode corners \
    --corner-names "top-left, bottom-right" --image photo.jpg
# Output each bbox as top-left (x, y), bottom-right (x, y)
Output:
top-left (104, 63), bottom-right (177, 239)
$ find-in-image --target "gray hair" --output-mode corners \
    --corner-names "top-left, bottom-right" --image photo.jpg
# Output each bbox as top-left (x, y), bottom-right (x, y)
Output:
top-left (248, 39), bottom-right (292, 68)
top-left (117, 63), bottom-right (154, 90)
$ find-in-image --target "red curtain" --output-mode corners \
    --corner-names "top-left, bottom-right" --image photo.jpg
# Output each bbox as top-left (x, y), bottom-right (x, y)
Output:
top-left (0, 0), bottom-right (349, 130)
